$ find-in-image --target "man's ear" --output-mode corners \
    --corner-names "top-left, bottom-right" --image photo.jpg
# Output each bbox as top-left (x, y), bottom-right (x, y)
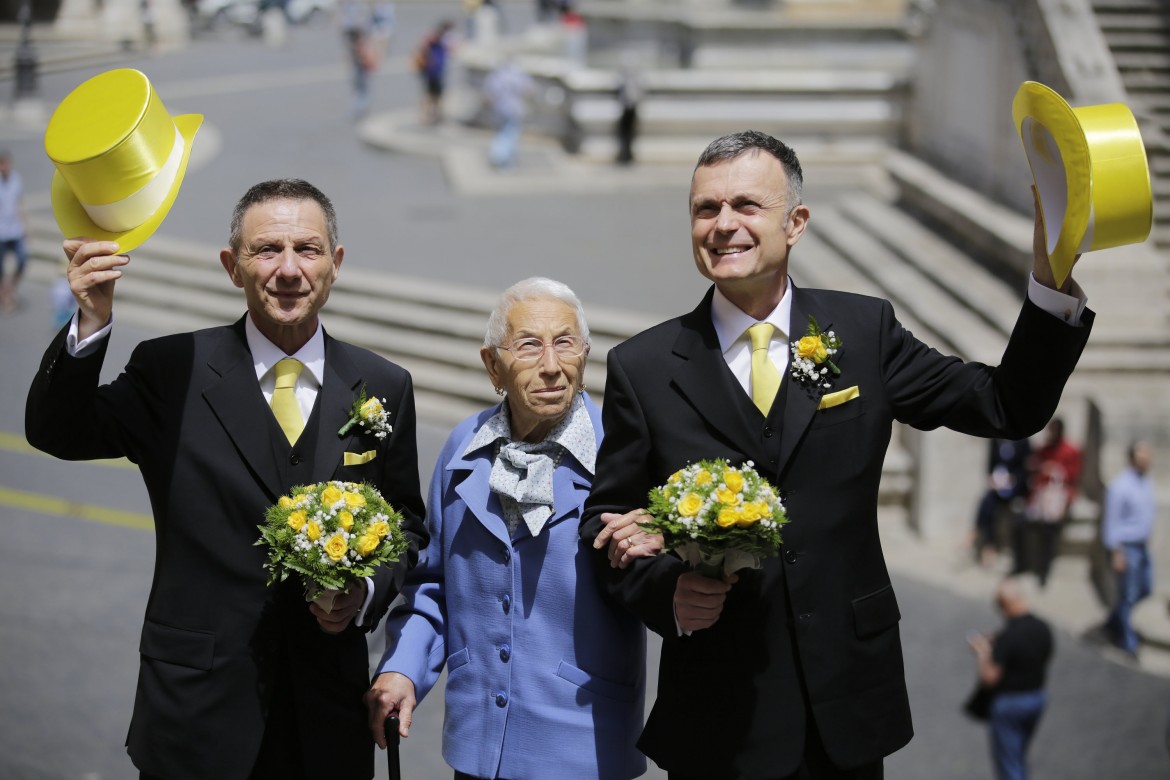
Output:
top-left (786, 204), bottom-right (811, 247)
top-left (332, 244), bottom-right (344, 282)
top-left (220, 248), bottom-right (243, 288)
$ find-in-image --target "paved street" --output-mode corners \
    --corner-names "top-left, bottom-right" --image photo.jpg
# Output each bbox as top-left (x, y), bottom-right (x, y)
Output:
top-left (2, 3), bottom-right (1170, 778)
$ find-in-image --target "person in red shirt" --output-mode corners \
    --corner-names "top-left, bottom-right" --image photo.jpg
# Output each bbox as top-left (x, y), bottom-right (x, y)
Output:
top-left (1012, 418), bottom-right (1082, 587)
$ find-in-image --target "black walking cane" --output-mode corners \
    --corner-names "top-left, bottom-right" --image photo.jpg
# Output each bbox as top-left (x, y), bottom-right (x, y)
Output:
top-left (384, 715), bottom-right (401, 780)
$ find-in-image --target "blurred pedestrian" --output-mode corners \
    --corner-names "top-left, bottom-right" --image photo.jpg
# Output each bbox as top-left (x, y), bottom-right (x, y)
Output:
top-left (968, 577), bottom-right (1053, 780)
top-left (969, 438), bottom-right (1032, 569)
top-left (415, 20), bottom-right (455, 124)
top-left (341, 0), bottom-right (381, 118)
top-left (1102, 440), bottom-right (1156, 659)
top-left (0, 149), bottom-right (28, 314)
top-left (483, 55), bottom-right (533, 169)
top-left (615, 64), bottom-right (642, 166)
top-left (1013, 417), bottom-right (1082, 586)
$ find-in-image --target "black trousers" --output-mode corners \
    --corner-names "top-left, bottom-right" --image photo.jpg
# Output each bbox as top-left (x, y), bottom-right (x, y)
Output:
top-left (666, 714), bottom-right (884, 780)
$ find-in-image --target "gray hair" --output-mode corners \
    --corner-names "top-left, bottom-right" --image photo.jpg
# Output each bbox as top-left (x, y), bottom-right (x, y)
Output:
top-left (484, 277), bottom-right (591, 349)
top-left (229, 178), bottom-right (338, 253)
top-left (694, 130), bottom-right (804, 216)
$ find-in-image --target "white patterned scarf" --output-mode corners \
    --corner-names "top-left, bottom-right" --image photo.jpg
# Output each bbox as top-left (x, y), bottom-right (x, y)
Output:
top-left (464, 395), bottom-right (596, 537)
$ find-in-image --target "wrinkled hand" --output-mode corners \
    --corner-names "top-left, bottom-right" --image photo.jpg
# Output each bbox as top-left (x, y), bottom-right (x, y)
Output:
top-left (308, 581), bottom-right (366, 633)
top-left (674, 570), bottom-right (737, 632)
top-left (595, 510), bottom-right (664, 568)
top-left (1030, 185), bottom-right (1079, 293)
top-left (1113, 548), bottom-right (1128, 574)
top-left (365, 672), bottom-right (417, 748)
top-left (64, 238), bottom-right (128, 340)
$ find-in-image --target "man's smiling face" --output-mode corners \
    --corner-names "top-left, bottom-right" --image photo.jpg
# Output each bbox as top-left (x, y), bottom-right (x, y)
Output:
top-left (689, 150), bottom-right (807, 308)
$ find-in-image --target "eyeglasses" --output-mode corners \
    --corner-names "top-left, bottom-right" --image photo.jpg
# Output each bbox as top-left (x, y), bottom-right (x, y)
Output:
top-left (498, 335), bottom-right (588, 363)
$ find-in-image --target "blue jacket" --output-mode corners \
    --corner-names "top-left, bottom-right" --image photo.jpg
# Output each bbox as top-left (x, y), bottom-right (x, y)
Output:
top-left (379, 396), bottom-right (647, 779)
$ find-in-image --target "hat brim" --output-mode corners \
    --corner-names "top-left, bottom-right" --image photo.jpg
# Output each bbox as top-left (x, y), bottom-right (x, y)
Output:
top-left (1012, 81), bottom-right (1091, 289)
top-left (50, 113), bottom-right (203, 254)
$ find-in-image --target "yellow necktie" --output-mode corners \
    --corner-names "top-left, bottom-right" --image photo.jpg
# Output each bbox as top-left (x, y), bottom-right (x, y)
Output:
top-left (748, 323), bottom-right (782, 416)
top-left (271, 358), bottom-right (305, 444)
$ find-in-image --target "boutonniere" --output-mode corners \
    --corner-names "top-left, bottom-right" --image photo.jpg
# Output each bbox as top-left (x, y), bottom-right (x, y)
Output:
top-left (338, 386), bottom-right (392, 439)
top-left (789, 315), bottom-right (842, 389)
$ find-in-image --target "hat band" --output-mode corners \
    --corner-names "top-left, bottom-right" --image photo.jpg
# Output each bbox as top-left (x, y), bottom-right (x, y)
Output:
top-left (79, 125), bottom-right (184, 233)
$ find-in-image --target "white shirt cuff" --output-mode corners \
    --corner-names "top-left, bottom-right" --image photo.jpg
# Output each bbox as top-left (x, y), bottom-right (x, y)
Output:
top-left (356, 576), bottom-right (376, 626)
top-left (1026, 274), bottom-right (1087, 326)
top-left (66, 311), bottom-right (114, 357)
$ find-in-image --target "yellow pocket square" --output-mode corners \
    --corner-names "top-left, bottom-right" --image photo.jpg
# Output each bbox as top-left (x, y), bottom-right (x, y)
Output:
top-left (817, 386), bottom-right (860, 410)
top-left (343, 450), bottom-right (377, 466)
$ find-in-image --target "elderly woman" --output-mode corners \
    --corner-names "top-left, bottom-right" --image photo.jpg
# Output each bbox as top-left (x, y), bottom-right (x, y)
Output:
top-left (366, 277), bottom-right (659, 780)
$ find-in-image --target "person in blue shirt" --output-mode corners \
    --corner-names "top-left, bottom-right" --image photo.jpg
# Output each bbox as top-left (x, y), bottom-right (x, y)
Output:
top-left (1102, 440), bottom-right (1156, 658)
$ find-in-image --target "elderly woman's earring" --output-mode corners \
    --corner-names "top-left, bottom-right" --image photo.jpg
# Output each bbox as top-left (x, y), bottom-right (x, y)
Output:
top-left (579, 383), bottom-right (587, 394)
top-left (495, 386), bottom-right (505, 396)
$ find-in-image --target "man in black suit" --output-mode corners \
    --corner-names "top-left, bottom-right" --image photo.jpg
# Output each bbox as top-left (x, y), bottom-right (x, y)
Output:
top-left (26, 179), bottom-right (427, 780)
top-left (582, 131), bottom-right (1092, 779)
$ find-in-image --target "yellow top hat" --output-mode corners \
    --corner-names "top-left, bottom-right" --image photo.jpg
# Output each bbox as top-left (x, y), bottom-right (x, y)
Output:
top-left (45, 68), bottom-right (202, 253)
top-left (1012, 81), bottom-right (1152, 288)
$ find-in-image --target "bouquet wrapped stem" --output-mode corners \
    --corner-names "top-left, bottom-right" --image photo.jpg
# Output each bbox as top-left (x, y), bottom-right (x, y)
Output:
top-left (641, 459), bottom-right (789, 578)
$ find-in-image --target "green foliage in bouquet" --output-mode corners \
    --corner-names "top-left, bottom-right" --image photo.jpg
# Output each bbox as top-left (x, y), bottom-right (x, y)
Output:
top-left (642, 459), bottom-right (789, 574)
top-left (257, 481), bottom-right (407, 591)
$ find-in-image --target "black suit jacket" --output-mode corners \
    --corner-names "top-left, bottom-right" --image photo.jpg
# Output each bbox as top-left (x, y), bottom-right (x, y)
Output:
top-left (26, 316), bottom-right (427, 780)
top-left (582, 285), bottom-right (1092, 778)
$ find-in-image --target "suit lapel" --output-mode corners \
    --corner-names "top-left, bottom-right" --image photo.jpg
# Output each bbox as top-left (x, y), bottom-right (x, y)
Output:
top-left (203, 319), bottom-right (285, 500)
top-left (777, 286), bottom-right (829, 478)
top-left (313, 334), bottom-right (362, 483)
top-left (670, 291), bottom-right (763, 460)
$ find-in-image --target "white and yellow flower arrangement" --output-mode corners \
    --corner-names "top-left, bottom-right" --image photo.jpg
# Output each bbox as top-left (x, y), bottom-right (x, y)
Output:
top-left (642, 459), bottom-right (789, 577)
top-left (257, 481), bottom-right (407, 602)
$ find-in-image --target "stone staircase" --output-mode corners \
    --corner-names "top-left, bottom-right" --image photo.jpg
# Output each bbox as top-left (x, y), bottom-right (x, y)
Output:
top-left (1092, 0), bottom-right (1170, 252)
top-left (458, 0), bottom-right (915, 163)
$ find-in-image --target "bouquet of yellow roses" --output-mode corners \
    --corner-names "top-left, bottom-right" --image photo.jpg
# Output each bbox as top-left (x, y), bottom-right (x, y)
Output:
top-left (257, 481), bottom-right (407, 605)
top-left (642, 459), bottom-right (789, 577)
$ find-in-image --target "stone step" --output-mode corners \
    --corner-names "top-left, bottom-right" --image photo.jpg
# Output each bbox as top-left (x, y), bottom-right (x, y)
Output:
top-left (571, 96), bottom-right (903, 141)
top-left (809, 203), bottom-right (1006, 364)
top-left (1093, 0), bottom-right (1167, 9)
top-left (836, 194), bottom-right (1022, 338)
top-left (1115, 50), bottom-right (1170, 70)
top-left (1094, 11), bottom-right (1170, 32)
top-left (1101, 30), bottom-right (1170, 49)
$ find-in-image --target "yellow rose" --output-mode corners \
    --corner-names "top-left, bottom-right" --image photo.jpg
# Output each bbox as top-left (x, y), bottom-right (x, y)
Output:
top-left (306, 520), bottom-right (322, 541)
top-left (338, 510), bottom-right (354, 532)
top-left (369, 521), bottom-right (390, 538)
top-left (716, 507), bottom-right (740, 528)
top-left (360, 397), bottom-right (384, 419)
top-left (796, 335), bottom-right (828, 363)
top-left (694, 469), bottom-right (713, 485)
top-left (343, 491), bottom-right (366, 509)
top-left (287, 510), bottom-right (307, 532)
top-left (754, 500), bottom-right (773, 518)
top-left (737, 503), bottom-right (762, 527)
top-left (716, 487), bottom-right (741, 506)
top-left (723, 470), bottom-right (744, 493)
top-left (354, 533), bottom-right (380, 556)
top-left (677, 493), bottom-right (703, 517)
top-left (668, 470), bottom-right (683, 484)
top-left (736, 513), bottom-right (760, 529)
top-left (324, 533), bottom-right (348, 562)
top-left (321, 485), bottom-right (343, 507)
top-left (278, 495), bottom-right (294, 509)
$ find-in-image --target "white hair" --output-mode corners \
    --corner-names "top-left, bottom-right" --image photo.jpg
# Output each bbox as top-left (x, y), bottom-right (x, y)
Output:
top-left (484, 277), bottom-right (591, 349)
